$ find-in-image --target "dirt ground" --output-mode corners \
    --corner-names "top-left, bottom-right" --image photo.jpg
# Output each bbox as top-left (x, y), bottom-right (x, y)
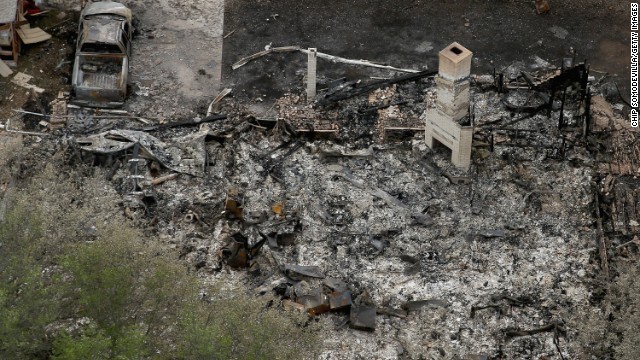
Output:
top-left (1, 1), bottom-right (629, 120)
top-left (0, 11), bottom-right (76, 121)
top-left (122, 0), bottom-right (224, 120)
top-left (0, 0), bottom-right (224, 122)
top-left (223, 0), bottom-right (629, 104)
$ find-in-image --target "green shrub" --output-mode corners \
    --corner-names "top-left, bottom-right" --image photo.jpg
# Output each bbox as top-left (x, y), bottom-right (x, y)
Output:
top-left (177, 295), bottom-right (319, 360)
top-left (52, 330), bottom-right (111, 360)
top-left (60, 230), bottom-right (319, 359)
top-left (0, 165), bottom-right (322, 359)
top-left (0, 202), bottom-right (60, 359)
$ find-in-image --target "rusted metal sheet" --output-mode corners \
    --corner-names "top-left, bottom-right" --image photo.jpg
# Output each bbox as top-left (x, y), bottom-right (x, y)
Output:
top-left (323, 278), bottom-right (347, 292)
top-left (328, 290), bottom-right (352, 311)
top-left (298, 292), bottom-right (330, 317)
top-left (284, 264), bottom-right (325, 280)
top-left (75, 128), bottom-right (210, 176)
top-left (221, 240), bottom-right (249, 268)
top-left (349, 305), bottom-right (376, 331)
top-left (220, 232), bottom-right (265, 269)
top-left (224, 189), bottom-right (244, 220)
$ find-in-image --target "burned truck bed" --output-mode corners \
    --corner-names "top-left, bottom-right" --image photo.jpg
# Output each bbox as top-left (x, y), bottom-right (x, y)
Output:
top-left (77, 55), bottom-right (125, 90)
top-left (71, 2), bottom-right (132, 108)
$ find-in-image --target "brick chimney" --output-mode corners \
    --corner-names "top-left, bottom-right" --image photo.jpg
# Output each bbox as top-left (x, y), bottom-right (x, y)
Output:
top-left (425, 42), bottom-right (473, 170)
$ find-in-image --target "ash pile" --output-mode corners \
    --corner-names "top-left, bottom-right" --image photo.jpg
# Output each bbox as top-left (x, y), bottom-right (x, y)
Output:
top-left (19, 49), bottom-right (626, 359)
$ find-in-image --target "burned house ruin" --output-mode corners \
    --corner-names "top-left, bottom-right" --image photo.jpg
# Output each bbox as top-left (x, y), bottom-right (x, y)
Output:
top-left (0, 1), bottom-right (636, 359)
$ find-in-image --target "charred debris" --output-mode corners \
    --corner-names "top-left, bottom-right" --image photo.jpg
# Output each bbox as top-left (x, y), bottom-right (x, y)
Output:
top-left (3, 46), bottom-right (637, 358)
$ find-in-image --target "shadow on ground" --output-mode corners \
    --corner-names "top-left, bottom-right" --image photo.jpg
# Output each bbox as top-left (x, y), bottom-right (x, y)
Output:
top-left (223, 0), bottom-right (628, 101)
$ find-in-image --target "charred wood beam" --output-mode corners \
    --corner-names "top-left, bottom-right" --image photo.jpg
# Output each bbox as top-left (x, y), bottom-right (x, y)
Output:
top-left (505, 321), bottom-right (567, 360)
top-left (558, 87), bottom-right (567, 129)
top-left (259, 140), bottom-right (296, 160)
top-left (536, 63), bottom-right (587, 92)
top-left (376, 307), bottom-right (408, 319)
top-left (584, 89), bottom-right (592, 136)
top-left (493, 68), bottom-right (505, 93)
top-left (359, 100), bottom-right (408, 114)
top-left (264, 141), bottom-right (304, 174)
top-left (616, 237), bottom-right (640, 249)
top-left (470, 304), bottom-right (501, 318)
top-left (490, 294), bottom-right (534, 305)
top-left (504, 322), bottom-right (566, 339)
top-left (316, 70), bottom-right (437, 106)
top-left (506, 321), bottom-right (568, 360)
top-left (249, 117), bottom-right (278, 129)
top-left (547, 88), bottom-right (555, 117)
top-left (105, 159), bottom-right (121, 181)
top-left (471, 294), bottom-right (535, 318)
top-left (520, 71), bottom-right (536, 89)
top-left (142, 114), bottom-right (227, 131)
top-left (594, 190), bottom-right (611, 306)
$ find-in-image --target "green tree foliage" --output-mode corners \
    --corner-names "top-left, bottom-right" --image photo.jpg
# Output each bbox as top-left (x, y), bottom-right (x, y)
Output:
top-left (177, 296), bottom-right (317, 360)
top-left (52, 331), bottom-right (111, 360)
top-left (0, 204), bottom-right (60, 359)
top-left (0, 166), bottom-right (320, 359)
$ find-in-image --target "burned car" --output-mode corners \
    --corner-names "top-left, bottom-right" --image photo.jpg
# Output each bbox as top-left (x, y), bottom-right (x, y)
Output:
top-left (71, 1), bottom-right (132, 108)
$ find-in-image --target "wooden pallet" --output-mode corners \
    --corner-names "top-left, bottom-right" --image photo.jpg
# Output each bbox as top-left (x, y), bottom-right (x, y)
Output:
top-left (16, 24), bottom-right (50, 44)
